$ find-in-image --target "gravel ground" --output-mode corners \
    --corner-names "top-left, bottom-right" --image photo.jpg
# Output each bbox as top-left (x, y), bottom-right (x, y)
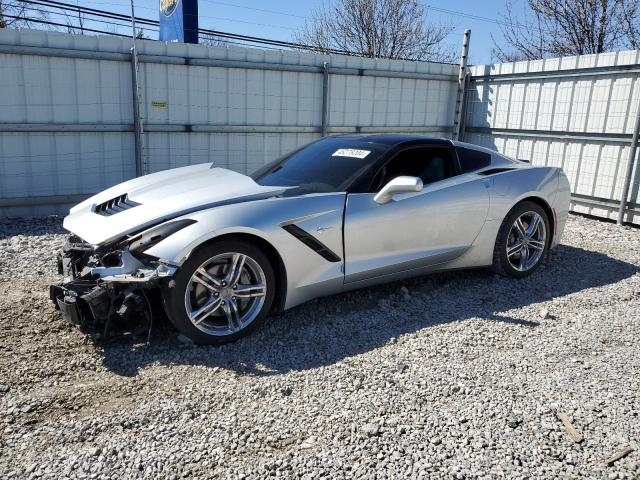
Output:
top-left (0, 214), bottom-right (639, 479)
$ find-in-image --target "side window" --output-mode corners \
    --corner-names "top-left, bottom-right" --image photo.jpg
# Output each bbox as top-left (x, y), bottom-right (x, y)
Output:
top-left (371, 147), bottom-right (457, 191)
top-left (456, 147), bottom-right (491, 173)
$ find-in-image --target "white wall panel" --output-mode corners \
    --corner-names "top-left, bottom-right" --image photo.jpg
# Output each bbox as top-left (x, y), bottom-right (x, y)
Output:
top-left (0, 29), bottom-right (458, 215)
top-left (0, 132), bottom-right (134, 198)
top-left (466, 48), bottom-right (640, 224)
top-left (144, 132), bottom-right (322, 175)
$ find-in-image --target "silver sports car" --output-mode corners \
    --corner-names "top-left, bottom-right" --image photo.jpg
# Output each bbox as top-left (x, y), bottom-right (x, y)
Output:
top-left (50, 135), bottom-right (571, 344)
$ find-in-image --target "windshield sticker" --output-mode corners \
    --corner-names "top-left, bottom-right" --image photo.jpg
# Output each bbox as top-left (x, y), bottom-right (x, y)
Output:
top-left (332, 148), bottom-right (371, 159)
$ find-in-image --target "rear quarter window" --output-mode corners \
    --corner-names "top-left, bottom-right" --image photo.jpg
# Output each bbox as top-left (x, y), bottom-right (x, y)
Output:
top-left (456, 147), bottom-right (491, 173)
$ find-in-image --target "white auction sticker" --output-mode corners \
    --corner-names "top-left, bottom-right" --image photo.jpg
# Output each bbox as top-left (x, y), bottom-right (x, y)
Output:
top-left (332, 148), bottom-right (371, 159)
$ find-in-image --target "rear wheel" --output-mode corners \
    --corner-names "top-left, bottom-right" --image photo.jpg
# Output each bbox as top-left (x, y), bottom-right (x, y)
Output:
top-left (492, 201), bottom-right (550, 278)
top-left (164, 240), bottom-right (275, 345)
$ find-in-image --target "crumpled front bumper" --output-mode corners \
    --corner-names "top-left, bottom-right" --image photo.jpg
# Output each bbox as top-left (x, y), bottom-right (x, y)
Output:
top-left (49, 241), bottom-right (177, 334)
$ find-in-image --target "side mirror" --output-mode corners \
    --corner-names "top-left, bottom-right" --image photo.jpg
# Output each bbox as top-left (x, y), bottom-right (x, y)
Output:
top-left (373, 176), bottom-right (423, 204)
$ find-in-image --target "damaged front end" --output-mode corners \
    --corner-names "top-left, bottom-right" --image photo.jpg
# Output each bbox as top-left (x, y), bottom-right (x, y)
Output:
top-left (49, 220), bottom-right (192, 336)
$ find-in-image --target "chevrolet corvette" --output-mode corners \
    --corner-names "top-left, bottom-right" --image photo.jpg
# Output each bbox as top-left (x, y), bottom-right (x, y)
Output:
top-left (50, 135), bottom-right (571, 344)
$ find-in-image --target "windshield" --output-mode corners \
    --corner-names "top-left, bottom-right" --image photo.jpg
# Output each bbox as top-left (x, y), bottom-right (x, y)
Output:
top-left (251, 137), bottom-right (389, 195)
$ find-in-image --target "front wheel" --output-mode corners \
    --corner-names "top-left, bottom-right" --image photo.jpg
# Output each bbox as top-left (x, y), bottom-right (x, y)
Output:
top-left (492, 201), bottom-right (550, 278)
top-left (164, 240), bottom-right (275, 345)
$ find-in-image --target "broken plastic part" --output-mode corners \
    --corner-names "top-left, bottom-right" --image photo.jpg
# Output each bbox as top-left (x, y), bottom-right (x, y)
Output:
top-left (89, 250), bottom-right (145, 278)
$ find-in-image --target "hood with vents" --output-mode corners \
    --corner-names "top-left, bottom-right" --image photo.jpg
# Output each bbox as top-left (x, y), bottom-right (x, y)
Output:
top-left (64, 164), bottom-right (288, 245)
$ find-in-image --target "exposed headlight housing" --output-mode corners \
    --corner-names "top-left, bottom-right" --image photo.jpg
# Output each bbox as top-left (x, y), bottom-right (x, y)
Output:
top-left (128, 219), bottom-right (197, 254)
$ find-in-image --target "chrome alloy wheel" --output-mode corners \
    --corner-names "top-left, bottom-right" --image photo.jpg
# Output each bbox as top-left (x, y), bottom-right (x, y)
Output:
top-left (184, 252), bottom-right (267, 336)
top-left (506, 211), bottom-right (547, 272)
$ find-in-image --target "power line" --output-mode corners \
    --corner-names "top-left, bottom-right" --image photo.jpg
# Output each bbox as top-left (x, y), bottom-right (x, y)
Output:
top-left (10, 0), bottom-right (506, 38)
top-left (4, 3), bottom-right (288, 49)
top-left (11, 0), bottom-right (159, 29)
top-left (17, 0), bottom-right (357, 55)
top-left (5, 1), bottom-right (160, 29)
top-left (10, 0), bottom-right (459, 62)
top-left (23, 0), bottom-right (291, 33)
top-left (1, 13), bottom-right (132, 36)
top-left (422, 2), bottom-right (508, 28)
top-left (201, 0), bottom-right (504, 28)
top-left (199, 0), bottom-right (505, 28)
top-left (48, 0), bottom-right (296, 29)
top-left (187, 13), bottom-right (292, 31)
top-left (199, 0), bottom-right (307, 20)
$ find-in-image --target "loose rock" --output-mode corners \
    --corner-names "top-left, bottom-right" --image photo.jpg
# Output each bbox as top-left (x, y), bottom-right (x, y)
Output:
top-left (362, 423), bottom-right (381, 437)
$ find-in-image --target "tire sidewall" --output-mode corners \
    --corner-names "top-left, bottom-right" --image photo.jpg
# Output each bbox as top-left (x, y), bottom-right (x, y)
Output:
top-left (496, 202), bottom-right (550, 278)
top-left (164, 240), bottom-right (276, 345)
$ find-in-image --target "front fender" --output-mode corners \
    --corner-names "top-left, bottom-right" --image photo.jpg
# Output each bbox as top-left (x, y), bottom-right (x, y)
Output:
top-left (144, 193), bottom-right (347, 310)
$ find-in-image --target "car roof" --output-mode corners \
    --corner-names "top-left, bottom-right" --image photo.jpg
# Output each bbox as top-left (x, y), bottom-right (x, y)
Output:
top-left (451, 139), bottom-right (499, 155)
top-left (330, 134), bottom-right (453, 148)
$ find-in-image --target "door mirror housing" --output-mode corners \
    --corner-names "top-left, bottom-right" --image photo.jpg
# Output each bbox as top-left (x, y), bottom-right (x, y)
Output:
top-left (373, 176), bottom-right (423, 204)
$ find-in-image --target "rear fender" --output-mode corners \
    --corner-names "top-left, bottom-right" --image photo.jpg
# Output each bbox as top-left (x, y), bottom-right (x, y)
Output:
top-left (551, 170), bottom-right (571, 247)
top-left (448, 166), bottom-right (560, 268)
top-left (486, 166), bottom-right (558, 222)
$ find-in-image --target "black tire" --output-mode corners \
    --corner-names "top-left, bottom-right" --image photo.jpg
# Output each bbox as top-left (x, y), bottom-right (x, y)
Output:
top-left (492, 201), bottom-right (550, 278)
top-left (164, 239), bottom-right (275, 345)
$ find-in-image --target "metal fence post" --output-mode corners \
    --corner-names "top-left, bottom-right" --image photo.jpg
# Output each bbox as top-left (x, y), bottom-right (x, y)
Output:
top-left (617, 98), bottom-right (640, 225)
top-left (452, 29), bottom-right (471, 141)
top-left (321, 61), bottom-right (329, 137)
top-left (130, 0), bottom-right (144, 177)
top-left (459, 72), bottom-right (472, 141)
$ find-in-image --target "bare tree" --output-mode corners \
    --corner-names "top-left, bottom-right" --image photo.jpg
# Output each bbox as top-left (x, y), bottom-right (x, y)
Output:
top-left (620, 0), bottom-right (640, 49)
top-left (0, 0), bottom-right (50, 29)
top-left (135, 28), bottom-right (149, 40)
top-left (295, 0), bottom-right (455, 62)
top-left (493, 0), bottom-right (640, 62)
top-left (62, 4), bottom-right (85, 35)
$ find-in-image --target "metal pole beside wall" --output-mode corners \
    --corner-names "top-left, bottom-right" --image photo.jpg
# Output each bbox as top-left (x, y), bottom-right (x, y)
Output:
top-left (321, 61), bottom-right (329, 137)
top-left (452, 29), bottom-right (471, 141)
top-left (130, 0), bottom-right (144, 177)
top-left (617, 98), bottom-right (640, 225)
top-left (459, 73), bottom-right (472, 141)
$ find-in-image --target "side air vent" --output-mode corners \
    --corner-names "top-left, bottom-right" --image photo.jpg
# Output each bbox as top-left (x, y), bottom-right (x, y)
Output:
top-left (282, 224), bottom-right (341, 262)
top-left (94, 194), bottom-right (140, 216)
top-left (478, 168), bottom-right (516, 176)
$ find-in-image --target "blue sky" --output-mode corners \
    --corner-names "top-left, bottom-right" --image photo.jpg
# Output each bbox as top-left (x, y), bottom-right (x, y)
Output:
top-left (71, 0), bottom-right (512, 64)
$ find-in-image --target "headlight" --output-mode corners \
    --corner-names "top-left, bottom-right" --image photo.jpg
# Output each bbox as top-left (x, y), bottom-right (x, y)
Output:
top-left (128, 219), bottom-right (196, 254)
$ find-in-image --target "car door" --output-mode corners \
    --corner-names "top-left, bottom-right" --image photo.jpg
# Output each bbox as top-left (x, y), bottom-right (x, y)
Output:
top-left (343, 144), bottom-right (490, 284)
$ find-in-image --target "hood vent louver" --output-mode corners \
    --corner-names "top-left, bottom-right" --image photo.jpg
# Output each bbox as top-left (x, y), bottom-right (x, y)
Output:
top-left (94, 194), bottom-right (140, 216)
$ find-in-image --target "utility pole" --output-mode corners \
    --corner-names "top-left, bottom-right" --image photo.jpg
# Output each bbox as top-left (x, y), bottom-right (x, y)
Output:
top-left (130, 0), bottom-right (144, 177)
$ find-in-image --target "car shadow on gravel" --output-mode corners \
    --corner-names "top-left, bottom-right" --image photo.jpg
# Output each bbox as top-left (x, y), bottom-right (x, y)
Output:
top-left (96, 244), bottom-right (639, 377)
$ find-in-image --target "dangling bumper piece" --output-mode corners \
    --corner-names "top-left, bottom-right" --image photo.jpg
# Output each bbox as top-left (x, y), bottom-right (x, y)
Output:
top-left (49, 281), bottom-right (112, 332)
top-left (49, 235), bottom-right (177, 335)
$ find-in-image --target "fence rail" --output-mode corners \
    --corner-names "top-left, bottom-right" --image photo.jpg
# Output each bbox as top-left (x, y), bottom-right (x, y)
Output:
top-left (0, 44), bottom-right (458, 81)
top-left (1, 123), bottom-right (453, 134)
